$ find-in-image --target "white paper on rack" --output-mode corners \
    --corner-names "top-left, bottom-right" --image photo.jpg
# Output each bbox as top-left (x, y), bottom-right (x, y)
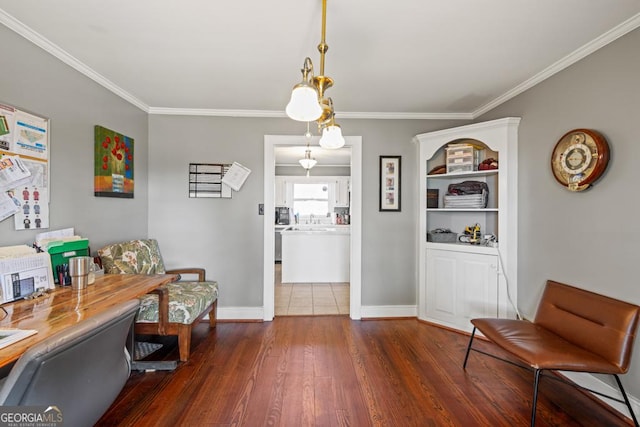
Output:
top-left (221, 162), bottom-right (251, 191)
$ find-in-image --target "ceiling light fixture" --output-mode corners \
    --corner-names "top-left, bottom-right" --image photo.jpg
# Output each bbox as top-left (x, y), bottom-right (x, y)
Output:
top-left (298, 125), bottom-right (317, 176)
top-left (285, 0), bottom-right (345, 150)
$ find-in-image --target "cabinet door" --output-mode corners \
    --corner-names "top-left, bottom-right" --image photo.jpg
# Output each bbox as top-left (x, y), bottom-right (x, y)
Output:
top-left (275, 177), bottom-right (288, 207)
top-left (425, 249), bottom-right (498, 331)
top-left (334, 178), bottom-right (350, 207)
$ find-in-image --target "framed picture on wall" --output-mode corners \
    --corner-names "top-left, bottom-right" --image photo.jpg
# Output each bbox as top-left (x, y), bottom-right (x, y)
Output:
top-left (94, 125), bottom-right (134, 198)
top-left (379, 155), bottom-right (401, 212)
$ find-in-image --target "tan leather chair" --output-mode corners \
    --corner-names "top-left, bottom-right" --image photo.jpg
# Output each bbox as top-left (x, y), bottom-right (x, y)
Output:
top-left (0, 299), bottom-right (139, 426)
top-left (463, 280), bottom-right (639, 426)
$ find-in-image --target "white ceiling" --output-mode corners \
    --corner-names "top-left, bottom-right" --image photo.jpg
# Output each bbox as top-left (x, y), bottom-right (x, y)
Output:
top-left (1, 0), bottom-right (639, 121)
top-left (4, 1), bottom-right (638, 167)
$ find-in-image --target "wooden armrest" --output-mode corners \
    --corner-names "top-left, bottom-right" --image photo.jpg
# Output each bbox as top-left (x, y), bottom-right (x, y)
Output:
top-left (165, 268), bottom-right (205, 282)
top-left (148, 286), bottom-right (169, 333)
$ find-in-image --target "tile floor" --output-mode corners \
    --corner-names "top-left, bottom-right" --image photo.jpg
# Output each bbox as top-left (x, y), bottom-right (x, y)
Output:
top-left (274, 263), bottom-right (350, 316)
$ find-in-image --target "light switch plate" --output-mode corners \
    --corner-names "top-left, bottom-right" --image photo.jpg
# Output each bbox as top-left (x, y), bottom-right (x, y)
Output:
top-left (258, 203), bottom-right (264, 215)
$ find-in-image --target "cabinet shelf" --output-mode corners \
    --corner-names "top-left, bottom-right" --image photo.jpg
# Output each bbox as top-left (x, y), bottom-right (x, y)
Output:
top-left (425, 241), bottom-right (498, 254)
top-left (427, 169), bottom-right (498, 179)
top-left (426, 208), bottom-right (498, 212)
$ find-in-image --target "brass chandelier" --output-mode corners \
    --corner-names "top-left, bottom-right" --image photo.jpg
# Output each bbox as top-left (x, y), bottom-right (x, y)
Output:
top-left (285, 0), bottom-right (345, 150)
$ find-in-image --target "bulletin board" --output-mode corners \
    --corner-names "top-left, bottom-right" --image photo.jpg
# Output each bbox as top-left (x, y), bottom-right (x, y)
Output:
top-left (0, 103), bottom-right (50, 231)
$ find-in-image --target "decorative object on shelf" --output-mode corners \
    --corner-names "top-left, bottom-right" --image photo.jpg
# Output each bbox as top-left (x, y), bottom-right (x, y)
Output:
top-left (428, 164), bottom-right (447, 175)
top-left (427, 228), bottom-right (457, 243)
top-left (285, 0), bottom-right (345, 150)
top-left (379, 156), bottom-right (401, 212)
top-left (458, 223), bottom-right (481, 244)
top-left (551, 128), bottom-right (610, 192)
top-left (444, 181), bottom-right (489, 208)
top-left (446, 143), bottom-right (480, 173)
top-left (299, 129), bottom-right (317, 177)
top-left (94, 125), bottom-right (134, 198)
top-left (426, 189), bottom-right (439, 208)
top-left (478, 158), bottom-right (498, 170)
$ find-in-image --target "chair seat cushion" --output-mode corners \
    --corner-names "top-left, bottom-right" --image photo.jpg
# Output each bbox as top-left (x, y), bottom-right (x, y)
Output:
top-left (471, 318), bottom-right (621, 373)
top-left (137, 281), bottom-right (218, 324)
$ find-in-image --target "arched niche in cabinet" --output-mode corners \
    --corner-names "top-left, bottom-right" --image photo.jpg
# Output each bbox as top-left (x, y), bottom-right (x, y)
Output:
top-left (413, 117), bottom-right (520, 332)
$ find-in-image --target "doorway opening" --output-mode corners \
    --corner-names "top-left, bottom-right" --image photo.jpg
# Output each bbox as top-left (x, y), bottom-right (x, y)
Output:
top-left (263, 135), bottom-right (362, 321)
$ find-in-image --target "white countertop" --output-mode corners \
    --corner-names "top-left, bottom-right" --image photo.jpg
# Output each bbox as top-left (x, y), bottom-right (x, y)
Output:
top-left (280, 225), bottom-right (350, 235)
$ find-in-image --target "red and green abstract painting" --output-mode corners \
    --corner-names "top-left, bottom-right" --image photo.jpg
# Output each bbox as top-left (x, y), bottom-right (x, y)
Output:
top-left (94, 125), bottom-right (134, 198)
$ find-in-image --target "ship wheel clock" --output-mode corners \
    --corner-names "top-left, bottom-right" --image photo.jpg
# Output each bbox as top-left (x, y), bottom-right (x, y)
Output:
top-left (551, 129), bottom-right (610, 192)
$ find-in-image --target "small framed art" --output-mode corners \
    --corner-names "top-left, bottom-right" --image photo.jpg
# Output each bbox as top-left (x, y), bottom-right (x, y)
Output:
top-left (379, 155), bottom-right (401, 212)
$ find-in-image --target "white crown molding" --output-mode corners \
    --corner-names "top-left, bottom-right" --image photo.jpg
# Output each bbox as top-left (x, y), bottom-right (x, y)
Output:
top-left (148, 107), bottom-right (473, 120)
top-left (147, 107), bottom-right (286, 117)
top-left (472, 12), bottom-right (640, 118)
top-left (0, 9), bottom-right (150, 112)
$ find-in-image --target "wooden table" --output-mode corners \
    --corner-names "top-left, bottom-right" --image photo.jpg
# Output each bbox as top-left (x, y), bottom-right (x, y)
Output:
top-left (0, 273), bottom-right (177, 368)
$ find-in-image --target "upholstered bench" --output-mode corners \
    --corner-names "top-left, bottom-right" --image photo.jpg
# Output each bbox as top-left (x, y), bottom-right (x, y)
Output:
top-left (98, 239), bottom-right (218, 362)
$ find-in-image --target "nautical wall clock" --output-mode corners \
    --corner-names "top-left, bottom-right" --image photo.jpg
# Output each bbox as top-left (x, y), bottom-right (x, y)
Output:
top-left (551, 128), bottom-right (610, 191)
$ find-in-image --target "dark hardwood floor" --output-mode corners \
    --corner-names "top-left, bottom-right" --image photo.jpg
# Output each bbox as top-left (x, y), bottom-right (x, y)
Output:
top-left (98, 317), bottom-right (633, 426)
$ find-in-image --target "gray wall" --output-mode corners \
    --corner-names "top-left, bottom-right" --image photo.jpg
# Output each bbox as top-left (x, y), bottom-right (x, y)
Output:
top-left (147, 115), bottom-right (462, 309)
top-left (0, 25), bottom-right (149, 250)
top-left (479, 27), bottom-right (640, 398)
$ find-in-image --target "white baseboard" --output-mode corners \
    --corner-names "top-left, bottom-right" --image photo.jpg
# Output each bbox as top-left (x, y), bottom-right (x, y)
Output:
top-left (217, 306), bottom-right (264, 321)
top-left (213, 305), bottom-right (419, 321)
top-left (360, 305), bottom-right (417, 318)
top-left (560, 371), bottom-right (639, 422)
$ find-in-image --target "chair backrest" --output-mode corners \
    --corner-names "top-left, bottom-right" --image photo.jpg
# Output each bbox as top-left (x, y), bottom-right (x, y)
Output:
top-left (0, 299), bottom-right (140, 426)
top-left (98, 239), bottom-right (166, 274)
top-left (534, 280), bottom-right (640, 372)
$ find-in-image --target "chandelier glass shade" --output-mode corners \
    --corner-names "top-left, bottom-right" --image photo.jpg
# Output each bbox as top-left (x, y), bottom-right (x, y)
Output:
top-left (299, 150), bottom-right (317, 170)
top-left (319, 123), bottom-right (344, 149)
top-left (285, 58), bottom-right (323, 122)
top-left (285, 0), bottom-right (345, 150)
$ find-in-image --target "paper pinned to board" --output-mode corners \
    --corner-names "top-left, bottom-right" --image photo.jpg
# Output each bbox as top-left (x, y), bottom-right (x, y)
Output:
top-left (0, 155), bottom-right (32, 193)
top-left (221, 162), bottom-right (251, 191)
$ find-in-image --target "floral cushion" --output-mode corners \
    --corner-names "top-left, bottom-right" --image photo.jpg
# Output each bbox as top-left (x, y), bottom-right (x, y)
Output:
top-left (137, 281), bottom-right (219, 324)
top-left (98, 239), bottom-right (166, 275)
top-left (98, 239), bottom-right (218, 325)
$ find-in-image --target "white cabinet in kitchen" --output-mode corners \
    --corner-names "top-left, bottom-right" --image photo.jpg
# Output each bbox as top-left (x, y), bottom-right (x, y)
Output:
top-left (333, 178), bottom-right (350, 207)
top-left (425, 247), bottom-right (498, 331)
top-left (275, 177), bottom-right (291, 208)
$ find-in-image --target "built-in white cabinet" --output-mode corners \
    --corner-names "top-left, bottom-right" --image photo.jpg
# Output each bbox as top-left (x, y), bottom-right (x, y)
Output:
top-left (414, 118), bottom-right (520, 332)
top-left (333, 178), bottom-right (350, 207)
top-left (426, 247), bottom-right (498, 331)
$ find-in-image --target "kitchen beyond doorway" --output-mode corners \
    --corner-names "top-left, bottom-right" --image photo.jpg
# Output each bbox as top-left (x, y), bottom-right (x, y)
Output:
top-left (274, 264), bottom-right (349, 316)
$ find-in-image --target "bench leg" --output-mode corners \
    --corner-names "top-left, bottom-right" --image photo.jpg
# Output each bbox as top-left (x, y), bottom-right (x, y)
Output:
top-left (208, 300), bottom-right (217, 328)
top-left (531, 369), bottom-right (542, 427)
top-left (463, 327), bottom-right (477, 369)
top-left (178, 325), bottom-right (192, 362)
top-left (614, 374), bottom-right (639, 427)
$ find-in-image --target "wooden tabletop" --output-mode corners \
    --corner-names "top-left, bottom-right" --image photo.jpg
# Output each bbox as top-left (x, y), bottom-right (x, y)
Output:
top-left (0, 273), bottom-right (177, 368)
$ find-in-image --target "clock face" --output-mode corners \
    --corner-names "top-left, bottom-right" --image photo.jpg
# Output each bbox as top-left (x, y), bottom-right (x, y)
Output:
top-left (551, 129), bottom-right (609, 191)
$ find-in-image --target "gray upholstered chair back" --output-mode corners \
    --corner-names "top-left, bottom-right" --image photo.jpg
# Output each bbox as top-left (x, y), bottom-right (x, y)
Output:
top-left (0, 299), bottom-right (140, 426)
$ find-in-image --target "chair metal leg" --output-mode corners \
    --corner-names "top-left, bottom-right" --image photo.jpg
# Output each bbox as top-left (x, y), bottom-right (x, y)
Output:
top-left (614, 374), bottom-right (639, 427)
top-left (531, 369), bottom-right (542, 427)
top-left (463, 327), bottom-right (477, 369)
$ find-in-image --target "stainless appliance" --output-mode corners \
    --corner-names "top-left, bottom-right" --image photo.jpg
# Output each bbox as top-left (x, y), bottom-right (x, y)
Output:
top-left (275, 207), bottom-right (290, 225)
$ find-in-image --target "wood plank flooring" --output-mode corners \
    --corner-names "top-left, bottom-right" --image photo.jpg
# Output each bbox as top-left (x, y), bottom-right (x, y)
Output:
top-left (98, 318), bottom-right (633, 426)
